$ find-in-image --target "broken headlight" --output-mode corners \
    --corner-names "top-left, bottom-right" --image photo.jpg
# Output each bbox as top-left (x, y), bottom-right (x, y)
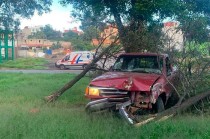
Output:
top-left (85, 87), bottom-right (100, 96)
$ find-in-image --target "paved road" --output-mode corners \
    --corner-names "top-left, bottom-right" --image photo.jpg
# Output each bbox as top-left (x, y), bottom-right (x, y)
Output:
top-left (0, 69), bottom-right (83, 74)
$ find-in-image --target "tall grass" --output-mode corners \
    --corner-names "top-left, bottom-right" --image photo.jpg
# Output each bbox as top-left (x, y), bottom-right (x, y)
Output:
top-left (0, 58), bottom-right (48, 69)
top-left (0, 73), bottom-right (210, 139)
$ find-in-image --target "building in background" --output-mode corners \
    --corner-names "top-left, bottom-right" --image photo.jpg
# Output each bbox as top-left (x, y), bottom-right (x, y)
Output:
top-left (92, 22), bottom-right (184, 50)
top-left (16, 26), bottom-right (72, 49)
top-left (17, 39), bottom-right (53, 48)
top-left (64, 27), bottom-right (83, 35)
top-left (19, 26), bottom-right (42, 39)
top-left (92, 25), bottom-right (119, 46)
top-left (162, 21), bottom-right (184, 50)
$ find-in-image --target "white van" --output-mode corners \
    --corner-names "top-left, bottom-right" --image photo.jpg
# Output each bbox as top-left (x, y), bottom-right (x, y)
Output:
top-left (55, 51), bottom-right (94, 70)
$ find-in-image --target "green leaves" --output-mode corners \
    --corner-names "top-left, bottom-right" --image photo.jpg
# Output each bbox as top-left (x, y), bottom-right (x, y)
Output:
top-left (178, 14), bottom-right (210, 44)
top-left (61, 0), bottom-right (210, 52)
top-left (0, 0), bottom-right (52, 30)
top-left (28, 25), bottom-right (62, 40)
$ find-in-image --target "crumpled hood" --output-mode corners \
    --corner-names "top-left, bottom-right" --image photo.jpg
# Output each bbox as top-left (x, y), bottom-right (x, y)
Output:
top-left (90, 72), bottom-right (161, 91)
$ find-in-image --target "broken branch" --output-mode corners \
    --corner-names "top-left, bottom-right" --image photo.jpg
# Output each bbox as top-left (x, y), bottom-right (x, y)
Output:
top-left (45, 40), bottom-right (118, 102)
top-left (135, 90), bottom-right (210, 127)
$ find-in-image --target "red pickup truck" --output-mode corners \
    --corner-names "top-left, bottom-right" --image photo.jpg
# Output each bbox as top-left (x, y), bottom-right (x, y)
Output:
top-left (85, 53), bottom-right (179, 124)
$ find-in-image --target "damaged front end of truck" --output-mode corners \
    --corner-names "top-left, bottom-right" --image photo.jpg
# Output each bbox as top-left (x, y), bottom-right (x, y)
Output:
top-left (85, 72), bottom-right (164, 124)
top-left (85, 53), bottom-right (176, 124)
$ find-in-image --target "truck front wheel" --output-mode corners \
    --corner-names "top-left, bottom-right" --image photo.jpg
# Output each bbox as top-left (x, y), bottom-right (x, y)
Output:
top-left (155, 97), bottom-right (165, 113)
top-left (60, 65), bottom-right (66, 70)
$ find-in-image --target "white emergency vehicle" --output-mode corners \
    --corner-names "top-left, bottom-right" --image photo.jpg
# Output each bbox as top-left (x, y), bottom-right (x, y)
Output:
top-left (55, 51), bottom-right (94, 70)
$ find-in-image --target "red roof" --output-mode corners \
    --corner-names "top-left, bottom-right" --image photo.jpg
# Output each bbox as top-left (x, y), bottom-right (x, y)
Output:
top-left (164, 22), bottom-right (177, 27)
top-left (64, 27), bottom-right (83, 35)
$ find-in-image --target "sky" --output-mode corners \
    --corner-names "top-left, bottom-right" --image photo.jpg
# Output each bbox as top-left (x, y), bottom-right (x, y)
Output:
top-left (20, 0), bottom-right (81, 31)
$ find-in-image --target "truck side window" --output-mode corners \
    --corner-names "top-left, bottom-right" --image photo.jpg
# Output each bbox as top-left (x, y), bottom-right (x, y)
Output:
top-left (127, 58), bottom-right (135, 70)
top-left (113, 57), bottom-right (123, 70)
top-left (158, 57), bottom-right (163, 72)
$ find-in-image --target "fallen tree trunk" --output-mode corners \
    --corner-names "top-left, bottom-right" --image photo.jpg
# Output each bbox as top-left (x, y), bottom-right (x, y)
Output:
top-left (135, 90), bottom-right (210, 126)
top-left (45, 46), bottom-right (112, 102)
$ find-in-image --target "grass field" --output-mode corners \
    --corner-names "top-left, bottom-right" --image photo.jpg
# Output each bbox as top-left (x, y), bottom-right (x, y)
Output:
top-left (0, 73), bottom-right (210, 139)
top-left (0, 58), bottom-right (48, 69)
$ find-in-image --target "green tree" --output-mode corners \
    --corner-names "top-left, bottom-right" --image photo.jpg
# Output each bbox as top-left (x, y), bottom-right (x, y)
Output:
top-left (178, 14), bottom-right (210, 44)
top-left (62, 30), bottom-right (94, 51)
top-left (41, 25), bottom-right (62, 40)
top-left (75, 10), bottom-right (106, 41)
top-left (60, 0), bottom-right (210, 52)
top-left (81, 26), bottom-right (100, 42)
top-left (71, 39), bottom-right (94, 51)
top-left (0, 0), bottom-right (52, 30)
top-left (27, 24), bottom-right (62, 40)
top-left (62, 30), bottom-right (79, 41)
top-left (51, 41), bottom-right (62, 50)
top-left (28, 31), bottom-right (47, 39)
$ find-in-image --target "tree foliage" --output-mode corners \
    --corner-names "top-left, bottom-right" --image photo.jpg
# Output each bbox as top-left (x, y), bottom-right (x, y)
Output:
top-left (28, 31), bottom-right (47, 39)
top-left (81, 26), bottom-right (100, 42)
top-left (178, 14), bottom-right (210, 44)
top-left (60, 0), bottom-right (210, 52)
top-left (62, 30), bottom-right (94, 51)
top-left (62, 30), bottom-right (79, 41)
top-left (28, 24), bottom-right (62, 40)
top-left (28, 24), bottom-right (94, 51)
top-left (51, 41), bottom-right (62, 50)
top-left (41, 25), bottom-right (62, 40)
top-left (0, 0), bottom-right (52, 30)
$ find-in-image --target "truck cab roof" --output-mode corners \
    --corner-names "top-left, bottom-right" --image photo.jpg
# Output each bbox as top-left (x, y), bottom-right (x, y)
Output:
top-left (119, 53), bottom-right (168, 58)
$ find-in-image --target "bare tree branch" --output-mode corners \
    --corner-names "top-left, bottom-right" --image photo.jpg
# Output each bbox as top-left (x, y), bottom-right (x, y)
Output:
top-left (135, 90), bottom-right (210, 127)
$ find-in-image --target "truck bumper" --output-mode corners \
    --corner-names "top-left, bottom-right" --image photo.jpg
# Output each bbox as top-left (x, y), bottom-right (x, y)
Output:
top-left (85, 97), bottom-right (129, 112)
top-left (55, 63), bottom-right (59, 68)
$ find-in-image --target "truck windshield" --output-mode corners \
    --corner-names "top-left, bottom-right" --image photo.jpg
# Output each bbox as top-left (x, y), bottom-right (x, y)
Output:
top-left (113, 55), bottom-right (162, 74)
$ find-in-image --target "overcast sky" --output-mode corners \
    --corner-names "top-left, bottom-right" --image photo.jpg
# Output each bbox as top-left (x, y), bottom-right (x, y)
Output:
top-left (20, 0), bottom-right (81, 31)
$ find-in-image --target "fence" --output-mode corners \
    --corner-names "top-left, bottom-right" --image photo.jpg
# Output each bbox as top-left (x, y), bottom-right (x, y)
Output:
top-left (0, 30), bottom-right (14, 63)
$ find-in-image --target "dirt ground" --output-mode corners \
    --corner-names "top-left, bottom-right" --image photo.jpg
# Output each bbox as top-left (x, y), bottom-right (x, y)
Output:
top-left (45, 55), bottom-right (63, 70)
